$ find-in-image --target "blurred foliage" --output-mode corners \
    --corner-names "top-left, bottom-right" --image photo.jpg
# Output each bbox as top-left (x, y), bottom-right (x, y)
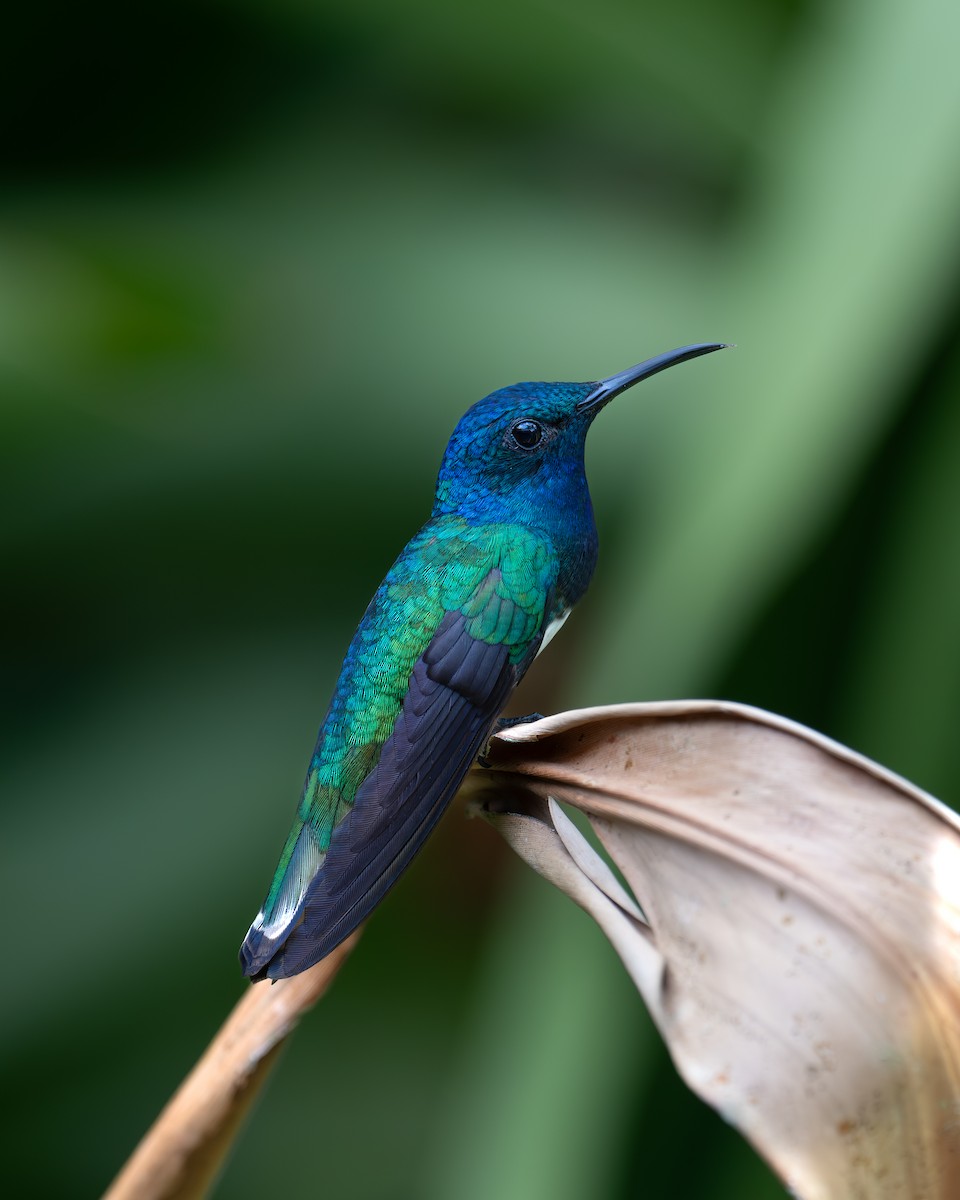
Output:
top-left (2, 0), bottom-right (959, 1197)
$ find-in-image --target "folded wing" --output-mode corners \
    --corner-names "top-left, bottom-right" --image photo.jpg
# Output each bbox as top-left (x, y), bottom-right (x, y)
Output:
top-left (240, 606), bottom-right (537, 980)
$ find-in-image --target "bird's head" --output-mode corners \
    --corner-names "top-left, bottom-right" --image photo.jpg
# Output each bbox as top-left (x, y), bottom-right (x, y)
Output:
top-left (433, 343), bottom-right (727, 523)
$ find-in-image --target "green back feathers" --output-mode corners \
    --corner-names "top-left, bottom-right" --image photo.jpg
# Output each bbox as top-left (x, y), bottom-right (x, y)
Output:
top-left (260, 516), bottom-right (556, 920)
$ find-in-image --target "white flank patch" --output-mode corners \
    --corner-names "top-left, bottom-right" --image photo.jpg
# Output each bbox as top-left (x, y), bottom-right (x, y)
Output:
top-left (537, 609), bottom-right (570, 658)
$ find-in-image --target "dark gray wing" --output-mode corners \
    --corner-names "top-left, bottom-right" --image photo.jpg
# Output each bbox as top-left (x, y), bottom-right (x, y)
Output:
top-left (246, 611), bottom-right (535, 980)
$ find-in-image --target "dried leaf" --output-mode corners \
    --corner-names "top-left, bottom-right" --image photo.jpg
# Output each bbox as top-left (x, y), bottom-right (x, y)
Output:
top-left (466, 701), bottom-right (960, 1200)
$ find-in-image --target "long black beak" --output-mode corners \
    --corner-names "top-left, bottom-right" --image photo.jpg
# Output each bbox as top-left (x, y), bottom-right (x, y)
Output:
top-left (576, 342), bottom-right (730, 413)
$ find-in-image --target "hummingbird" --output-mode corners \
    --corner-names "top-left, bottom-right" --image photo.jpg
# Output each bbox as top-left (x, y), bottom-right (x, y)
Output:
top-left (240, 342), bottom-right (727, 981)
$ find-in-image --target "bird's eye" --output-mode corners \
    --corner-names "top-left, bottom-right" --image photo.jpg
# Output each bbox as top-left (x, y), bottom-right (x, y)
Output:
top-left (510, 419), bottom-right (544, 450)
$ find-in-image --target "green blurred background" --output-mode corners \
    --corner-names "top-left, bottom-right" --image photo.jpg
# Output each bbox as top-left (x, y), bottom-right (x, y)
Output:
top-left (4, 0), bottom-right (960, 1195)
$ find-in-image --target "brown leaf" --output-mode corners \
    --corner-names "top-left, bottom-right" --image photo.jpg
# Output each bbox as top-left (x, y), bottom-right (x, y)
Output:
top-left (466, 701), bottom-right (960, 1200)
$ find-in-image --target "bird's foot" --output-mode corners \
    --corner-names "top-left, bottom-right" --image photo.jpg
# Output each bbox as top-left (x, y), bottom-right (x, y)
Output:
top-left (496, 712), bottom-right (546, 731)
top-left (478, 713), bottom-right (547, 767)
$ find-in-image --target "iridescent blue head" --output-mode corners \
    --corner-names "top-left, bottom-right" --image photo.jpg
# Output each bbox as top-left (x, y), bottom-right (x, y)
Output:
top-left (433, 343), bottom-right (727, 530)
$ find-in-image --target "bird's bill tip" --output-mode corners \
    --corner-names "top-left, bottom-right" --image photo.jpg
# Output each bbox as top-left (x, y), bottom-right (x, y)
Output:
top-left (576, 341), bottom-right (731, 412)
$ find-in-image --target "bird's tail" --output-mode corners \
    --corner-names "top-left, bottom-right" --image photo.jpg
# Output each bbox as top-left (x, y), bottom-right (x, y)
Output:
top-left (239, 820), bottom-right (325, 981)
